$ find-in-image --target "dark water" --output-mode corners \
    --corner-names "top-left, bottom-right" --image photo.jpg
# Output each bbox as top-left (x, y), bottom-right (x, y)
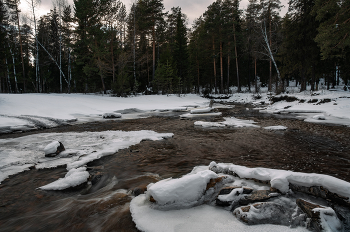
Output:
top-left (1, 104), bottom-right (350, 231)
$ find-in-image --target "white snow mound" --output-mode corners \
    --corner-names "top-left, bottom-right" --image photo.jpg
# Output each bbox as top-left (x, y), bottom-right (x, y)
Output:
top-left (209, 162), bottom-right (350, 198)
top-left (190, 107), bottom-right (212, 114)
top-left (38, 167), bottom-right (89, 190)
top-left (44, 141), bottom-right (61, 155)
top-left (147, 170), bottom-right (218, 209)
top-left (195, 117), bottom-right (260, 128)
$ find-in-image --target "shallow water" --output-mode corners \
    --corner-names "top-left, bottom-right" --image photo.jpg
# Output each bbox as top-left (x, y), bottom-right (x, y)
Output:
top-left (1, 103), bottom-right (350, 231)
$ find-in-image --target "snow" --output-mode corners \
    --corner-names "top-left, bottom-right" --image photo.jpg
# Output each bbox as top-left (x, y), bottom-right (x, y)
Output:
top-left (146, 170), bottom-right (220, 209)
top-left (131, 162), bottom-right (350, 232)
top-left (217, 187), bottom-right (244, 202)
top-left (0, 94), bottom-right (209, 133)
top-left (222, 88), bottom-right (350, 127)
top-left (44, 141), bottom-right (61, 155)
top-left (263, 125), bottom-right (287, 130)
top-left (195, 117), bottom-right (260, 128)
top-left (0, 130), bottom-right (173, 184)
top-left (130, 194), bottom-right (309, 232)
top-left (190, 107), bottom-right (212, 114)
top-left (313, 207), bottom-right (343, 232)
top-left (209, 162), bottom-right (350, 198)
top-left (180, 112), bottom-right (222, 119)
top-left (38, 167), bottom-right (90, 190)
top-left (312, 114), bottom-right (326, 120)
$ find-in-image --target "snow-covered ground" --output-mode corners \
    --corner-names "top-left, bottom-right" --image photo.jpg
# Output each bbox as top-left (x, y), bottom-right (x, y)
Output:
top-left (0, 130), bottom-right (173, 185)
top-left (130, 163), bottom-right (348, 232)
top-left (223, 87), bottom-right (350, 127)
top-left (0, 93), bottom-right (209, 133)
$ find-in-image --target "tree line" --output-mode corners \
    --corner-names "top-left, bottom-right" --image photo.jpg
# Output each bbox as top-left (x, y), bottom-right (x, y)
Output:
top-left (0, 0), bottom-right (349, 95)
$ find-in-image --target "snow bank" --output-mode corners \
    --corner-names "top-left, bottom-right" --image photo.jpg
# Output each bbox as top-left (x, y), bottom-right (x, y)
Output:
top-left (0, 130), bottom-right (173, 183)
top-left (190, 107), bottom-right (212, 114)
top-left (209, 162), bottom-right (350, 198)
top-left (130, 194), bottom-right (309, 232)
top-left (147, 170), bottom-right (219, 209)
top-left (38, 167), bottom-right (90, 190)
top-left (130, 162), bottom-right (350, 232)
top-left (217, 89), bottom-right (350, 126)
top-left (180, 112), bottom-right (222, 119)
top-left (313, 207), bottom-right (343, 232)
top-left (0, 94), bottom-right (208, 133)
top-left (194, 117), bottom-right (260, 128)
top-left (263, 126), bottom-right (287, 130)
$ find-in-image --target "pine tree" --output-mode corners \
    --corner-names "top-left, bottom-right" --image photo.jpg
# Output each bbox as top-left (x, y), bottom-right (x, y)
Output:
top-left (137, 0), bottom-right (165, 83)
top-left (171, 7), bottom-right (189, 93)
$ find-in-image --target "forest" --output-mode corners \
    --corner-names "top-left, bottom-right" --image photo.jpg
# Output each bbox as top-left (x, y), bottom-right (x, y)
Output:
top-left (0, 0), bottom-right (349, 95)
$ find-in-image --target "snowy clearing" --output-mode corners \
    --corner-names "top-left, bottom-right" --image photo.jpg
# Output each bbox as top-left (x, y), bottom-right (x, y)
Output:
top-left (0, 130), bottom-right (173, 184)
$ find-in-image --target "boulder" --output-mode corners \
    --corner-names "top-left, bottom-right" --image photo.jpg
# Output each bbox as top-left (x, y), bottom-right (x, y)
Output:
top-left (233, 202), bottom-right (289, 226)
top-left (44, 141), bottom-right (65, 157)
top-left (296, 199), bottom-right (343, 232)
top-left (290, 183), bottom-right (350, 208)
top-left (239, 190), bottom-right (277, 206)
top-left (216, 186), bottom-right (253, 206)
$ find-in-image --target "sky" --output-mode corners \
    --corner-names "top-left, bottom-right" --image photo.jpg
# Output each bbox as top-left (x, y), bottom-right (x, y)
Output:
top-left (19, 0), bottom-right (289, 27)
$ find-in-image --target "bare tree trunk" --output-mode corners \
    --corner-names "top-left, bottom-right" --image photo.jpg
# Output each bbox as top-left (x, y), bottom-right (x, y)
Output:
top-left (220, 41), bottom-right (223, 94)
top-left (30, 0), bottom-right (40, 92)
top-left (110, 24), bottom-right (116, 83)
top-left (197, 56), bottom-right (200, 93)
top-left (212, 37), bottom-right (217, 94)
top-left (254, 57), bottom-right (258, 93)
top-left (15, 3), bottom-right (26, 93)
top-left (261, 22), bottom-right (281, 89)
top-left (10, 47), bottom-right (19, 93)
top-left (68, 48), bottom-right (71, 93)
top-left (152, 24), bottom-right (155, 81)
top-left (227, 49), bottom-right (230, 94)
top-left (5, 56), bottom-right (12, 93)
top-left (268, 9), bottom-right (272, 92)
top-left (233, 22), bottom-right (240, 92)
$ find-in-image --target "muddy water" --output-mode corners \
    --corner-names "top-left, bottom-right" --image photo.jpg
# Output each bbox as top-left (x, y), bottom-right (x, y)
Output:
top-left (1, 104), bottom-right (350, 231)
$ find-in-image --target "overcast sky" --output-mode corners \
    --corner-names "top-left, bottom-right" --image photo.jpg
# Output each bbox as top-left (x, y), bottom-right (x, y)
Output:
top-left (20, 0), bottom-right (289, 27)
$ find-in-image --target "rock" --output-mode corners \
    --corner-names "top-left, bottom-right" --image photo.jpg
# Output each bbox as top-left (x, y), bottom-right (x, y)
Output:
top-left (233, 202), bottom-right (289, 226)
top-left (216, 186), bottom-right (253, 207)
top-left (297, 199), bottom-right (343, 232)
top-left (290, 183), bottom-right (350, 208)
top-left (103, 113), bottom-right (122, 119)
top-left (133, 184), bottom-right (148, 196)
top-left (44, 141), bottom-right (65, 157)
top-left (239, 190), bottom-right (276, 206)
top-left (296, 199), bottom-right (324, 219)
top-left (209, 100), bottom-right (214, 108)
top-left (206, 177), bottom-right (224, 190)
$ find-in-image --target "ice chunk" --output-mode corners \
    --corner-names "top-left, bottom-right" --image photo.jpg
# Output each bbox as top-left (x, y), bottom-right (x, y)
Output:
top-left (38, 167), bottom-right (89, 190)
top-left (190, 107), bottom-right (212, 114)
top-left (313, 207), bottom-right (343, 232)
top-left (147, 170), bottom-right (219, 209)
top-left (263, 126), bottom-right (287, 130)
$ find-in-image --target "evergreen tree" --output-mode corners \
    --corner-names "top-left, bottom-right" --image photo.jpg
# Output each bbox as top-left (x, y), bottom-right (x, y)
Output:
top-left (137, 0), bottom-right (165, 83)
top-left (171, 7), bottom-right (189, 93)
